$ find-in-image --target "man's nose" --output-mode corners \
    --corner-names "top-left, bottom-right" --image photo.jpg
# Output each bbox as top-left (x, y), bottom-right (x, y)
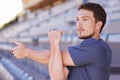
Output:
top-left (76, 22), bottom-right (82, 29)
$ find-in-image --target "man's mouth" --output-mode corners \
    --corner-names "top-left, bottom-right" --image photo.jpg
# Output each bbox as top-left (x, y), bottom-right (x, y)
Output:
top-left (77, 29), bottom-right (84, 32)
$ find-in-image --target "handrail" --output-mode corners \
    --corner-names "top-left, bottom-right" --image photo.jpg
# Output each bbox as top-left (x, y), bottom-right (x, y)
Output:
top-left (0, 58), bottom-right (33, 80)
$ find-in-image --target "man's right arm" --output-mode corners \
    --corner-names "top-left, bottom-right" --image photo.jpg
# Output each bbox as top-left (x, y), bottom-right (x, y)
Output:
top-left (12, 41), bottom-right (74, 66)
top-left (25, 48), bottom-right (50, 64)
top-left (12, 41), bottom-right (50, 64)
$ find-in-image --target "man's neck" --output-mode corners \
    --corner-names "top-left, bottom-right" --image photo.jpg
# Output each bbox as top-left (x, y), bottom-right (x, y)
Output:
top-left (92, 34), bottom-right (100, 40)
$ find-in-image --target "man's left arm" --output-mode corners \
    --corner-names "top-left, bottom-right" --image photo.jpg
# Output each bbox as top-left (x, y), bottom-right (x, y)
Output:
top-left (48, 30), bottom-right (69, 80)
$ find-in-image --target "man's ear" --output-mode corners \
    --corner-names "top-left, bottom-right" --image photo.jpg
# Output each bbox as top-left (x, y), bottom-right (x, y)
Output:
top-left (96, 21), bottom-right (103, 30)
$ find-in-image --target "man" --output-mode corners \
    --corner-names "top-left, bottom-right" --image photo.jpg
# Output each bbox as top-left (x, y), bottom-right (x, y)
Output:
top-left (12, 2), bottom-right (112, 80)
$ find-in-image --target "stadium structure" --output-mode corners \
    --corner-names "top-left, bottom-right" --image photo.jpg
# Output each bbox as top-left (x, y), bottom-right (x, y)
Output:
top-left (0, 0), bottom-right (120, 80)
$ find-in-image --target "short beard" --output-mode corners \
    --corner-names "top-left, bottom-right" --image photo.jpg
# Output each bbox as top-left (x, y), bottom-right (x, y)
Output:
top-left (79, 32), bottom-right (94, 39)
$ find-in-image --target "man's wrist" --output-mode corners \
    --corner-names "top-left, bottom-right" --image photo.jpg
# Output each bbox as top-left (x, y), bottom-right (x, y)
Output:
top-left (24, 47), bottom-right (29, 57)
top-left (51, 43), bottom-right (59, 48)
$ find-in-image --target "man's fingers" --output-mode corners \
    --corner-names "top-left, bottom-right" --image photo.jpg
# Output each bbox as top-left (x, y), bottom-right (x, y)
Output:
top-left (49, 28), bottom-right (58, 32)
top-left (12, 47), bottom-right (16, 51)
top-left (13, 40), bottom-right (23, 46)
top-left (61, 31), bottom-right (63, 35)
top-left (49, 30), bottom-right (63, 34)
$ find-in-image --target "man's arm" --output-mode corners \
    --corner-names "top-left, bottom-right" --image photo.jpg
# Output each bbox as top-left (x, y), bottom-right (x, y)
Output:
top-left (12, 41), bottom-right (50, 64)
top-left (12, 41), bottom-right (74, 66)
top-left (48, 30), bottom-right (69, 80)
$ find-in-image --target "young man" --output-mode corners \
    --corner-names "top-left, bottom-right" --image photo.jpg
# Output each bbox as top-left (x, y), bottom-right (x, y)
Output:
top-left (12, 2), bottom-right (112, 80)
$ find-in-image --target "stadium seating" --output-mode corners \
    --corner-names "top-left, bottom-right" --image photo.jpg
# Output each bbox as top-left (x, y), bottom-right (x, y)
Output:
top-left (0, 0), bottom-right (120, 80)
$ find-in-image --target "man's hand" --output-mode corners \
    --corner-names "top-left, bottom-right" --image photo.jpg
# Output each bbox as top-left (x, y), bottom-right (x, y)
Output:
top-left (48, 30), bottom-right (62, 45)
top-left (12, 41), bottom-right (28, 59)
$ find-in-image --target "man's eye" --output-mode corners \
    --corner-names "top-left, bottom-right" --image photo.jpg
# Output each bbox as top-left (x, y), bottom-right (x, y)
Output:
top-left (76, 18), bottom-right (79, 21)
top-left (83, 19), bottom-right (88, 21)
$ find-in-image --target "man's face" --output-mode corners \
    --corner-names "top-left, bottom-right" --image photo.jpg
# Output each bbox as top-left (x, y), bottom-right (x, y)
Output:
top-left (76, 9), bottom-right (96, 39)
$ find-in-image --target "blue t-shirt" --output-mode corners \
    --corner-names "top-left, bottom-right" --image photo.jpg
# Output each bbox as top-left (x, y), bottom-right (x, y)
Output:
top-left (67, 38), bottom-right (112, 80)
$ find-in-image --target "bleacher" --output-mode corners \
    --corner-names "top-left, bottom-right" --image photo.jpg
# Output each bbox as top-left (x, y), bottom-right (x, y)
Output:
top-left (0, 0), bottom-right (79, 43)
top-left (0, 58), bottom-right (33, 80)
top-left (0, 62), bottom-right (14, 80)
top-left (0, 0), bottom-right (120, 80)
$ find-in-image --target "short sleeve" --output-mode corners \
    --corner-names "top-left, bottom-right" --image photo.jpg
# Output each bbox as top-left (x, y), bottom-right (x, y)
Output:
top-left (68, 45), bottom-right (104, 66)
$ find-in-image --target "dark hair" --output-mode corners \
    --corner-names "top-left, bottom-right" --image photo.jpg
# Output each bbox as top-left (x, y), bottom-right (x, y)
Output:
top-left (78, 2), bottom-right (106, 32)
